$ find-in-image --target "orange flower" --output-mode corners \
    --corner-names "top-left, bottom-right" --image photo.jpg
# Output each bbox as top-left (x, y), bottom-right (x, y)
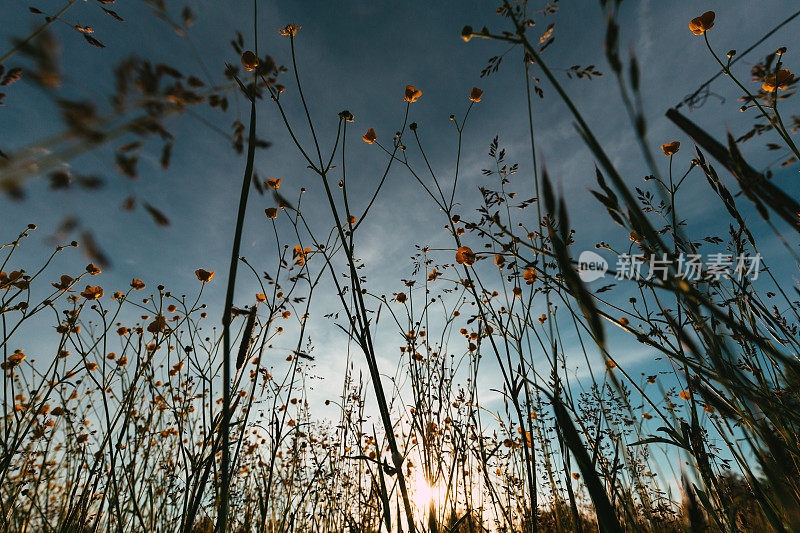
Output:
top-left (81, 285), bottom-right (103, 300)
top-left (117, 327), bottom-right (128, 335)
top-left (265, 207), bottom-right (278, 219)
top-left (362, 128), bottom-right (377, 144)
top-left (130, 278), bottom-right (145, 290)
top-left (455, 246), bottom-right (476, 266)
top-left (523, 268), bottom-right (537, 284)
top-left (255, 293), bottom-right (267, 303)
top-left (347, 215), bottom-right (357, 225)
top-left (642, 412), bottom-right (653, 420)
top-left (494, 254), bottom-right (505, 267)
top-left (266, 178), bottom-right (281, 189)
top-left (195, 269), bottom-right (215, 282)
top-left (293, 246), bottom-right (312, 266)
top-left (689, 11), bottom-right (715, 35)
top-left (167, 304), bottom-right (177, 313)
top-left (86, 362), bottom-right (98, 371)
top-left (469, 87), bottom-right (483, 102)
top-left (762, 69), bottom-right (795, 92)
top-left (279, 23), bottom-right (301, 36)
top-left (85, 263), bottom-right (101, 275)
top-left (619, 317), bottom-right (630, 326)
top-left (404, 85), bottom-right (422, 103)
top-left (241, 50), bottom-right (259, 71)
top-left (51, 275), bottom-right (73, 290)
top-left (679, 390), bottom-right (691, 401)
top-left (661, 141), bottom-right (680, 156)
top-left (147, 316), bottom-right (166, 334)
top-left (396, 292), bottom-right (407, 303)
top-left (512, 286), bottom-right (522, 296)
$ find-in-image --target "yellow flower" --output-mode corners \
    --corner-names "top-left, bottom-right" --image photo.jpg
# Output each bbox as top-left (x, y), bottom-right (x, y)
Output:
top-left (362, 128), bottom-right (377, 144)
top-left (494, 254), bottom-right (505, 267)
top-left (147, 316), bottom-right (166, 334)
top-left (265, 207), bottom-right (278, 219)
top-left (404, 85), bottom-right (422, 103)
top-left (293, 246), bottom-right (312, 266)
top-left (51, 275), bottom-right (73, 290)
top-left (762, 69), bottom-right (795, 92)
top-left (241, 50), bottom-right (259, 71)
top-left (455, 246), bottom-right (476, 266)
top-left (279, 23), bottom-right (301, 36)
top-left (347, 215), bottom-right (357, 225)
top-left (266, 178), bottom-right (281, 189)
top-left (256, 293), bottom-right (267, 302)
top-left (195, 269), bottom-right (215, 282)
top-left (689, 11), bottom-right (715, 35)
top-left (469, 87), bottom-right (483, 102)
top-left (396, 292), bottom-right (407, 303)
top-left (130, 278), bottom-right (145, 290)
top-left (660, 141), bottom-right (680, 156)
top-left (85, 263), bottom-right (101, 275)
top-left (523, 268), bottom-right (537, 285)
top-left (80, 285), bottom-right (103, 300)
top-left (679, 390), bottom-right (691, 401)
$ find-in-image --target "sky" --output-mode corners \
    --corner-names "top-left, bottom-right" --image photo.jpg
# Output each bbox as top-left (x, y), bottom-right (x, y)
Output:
top-left (2, 0), bottom-right (800, 426)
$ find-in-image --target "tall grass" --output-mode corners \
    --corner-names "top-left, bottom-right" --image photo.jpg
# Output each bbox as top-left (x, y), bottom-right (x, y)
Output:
top-left (2, 1), bottom-right (800, 532)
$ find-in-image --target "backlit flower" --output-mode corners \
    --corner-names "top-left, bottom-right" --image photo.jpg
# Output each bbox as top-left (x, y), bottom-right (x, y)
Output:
top-left (266, 178), bottom-right (281, 189)
top-left (396, 292), bottom-right (407, 303)
top-left (81, 286), bottom-right (103, 300)
top-left (455, 246), bottom-right (476, 266)
top-left (241, 50), bottom-right (259, 71)
top-left (689, 11), bottom-right (715, 35)
top-left (469, 87), bottom-right (483, 102)
top-left (265, 207), bottom-right (278, 219)
top-left (279, 24), bottom-right (301, 36)
top-left (762, 69), bottom-right (795, 92)
top-left (404, 85), bottom-right (422, 103)
top-left (523, 268), bottom-right (536, 284)
top-left (86, 263), bottom-right (101, 275)
top-left (362, 128), bottom-right (377, 144)
top-left (660, 141), bottom-right (680, 156)
top-left (131, 278), bottom-right (145, 290)
top-left (52, 275), bottom-right (73, 290)
top-left (195, 269), bottom-right (214, 282)
top-left (293, 246), bottom-right (312, 266)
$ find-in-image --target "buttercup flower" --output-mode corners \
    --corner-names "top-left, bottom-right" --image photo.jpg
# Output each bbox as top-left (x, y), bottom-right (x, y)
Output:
top-left (396, 292), bottom-right (407, 303)
top-left (523, 268), bottom-right (536, 284)
top-left (404, 85), bottom-right (422, 103)
top-left (469, 87), bottom-right (483, 102)
top-left (81, 286), bottom-right (103, 300)
top-left (195, 269), bottom-right (215, 282)
top-left (266, 178), bottom-right (281, 189)
top-left (86, 263), bottom-right (101, 275)
top-left (455, 246), bottom-right (476, 266)
top-left (52, 275), bottom-right (73, 290)
top-left (762, 69), bottom-right (795, 92)
top-left (130, 278), bottom-right (145, 290)
top-left (689, 11), bottom-right (715, 35)
top-left (661, 141), bottom-right (680, 156)
top-left (265, 207), bottom-right (278, 219)
top-left (338, 110), bottom-right (355, 122)
top-left (293, 246), bottom-right (312, 266)
top-left (279, 24), bottom-right (301, 37)
top-left (363, 128), bottom-right (377, 144)
top-left (241, 50), bottom-right (259, 71)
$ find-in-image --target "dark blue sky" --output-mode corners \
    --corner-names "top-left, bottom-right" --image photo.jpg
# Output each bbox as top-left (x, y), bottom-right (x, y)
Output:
top-left (2, 0), bottom-right (799, 410)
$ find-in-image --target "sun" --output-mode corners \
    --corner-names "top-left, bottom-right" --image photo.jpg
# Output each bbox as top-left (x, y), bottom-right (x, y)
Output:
top-left (410, 469), bottom-right (444, 515)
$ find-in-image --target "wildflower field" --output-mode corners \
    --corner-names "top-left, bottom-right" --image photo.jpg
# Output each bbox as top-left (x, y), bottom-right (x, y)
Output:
top-left (2, 1), bottom-right (800, 531)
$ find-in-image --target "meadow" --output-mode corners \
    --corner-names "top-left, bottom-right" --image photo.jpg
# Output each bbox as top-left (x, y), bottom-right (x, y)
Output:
top-left (1, 1), bottom-right (800, 532)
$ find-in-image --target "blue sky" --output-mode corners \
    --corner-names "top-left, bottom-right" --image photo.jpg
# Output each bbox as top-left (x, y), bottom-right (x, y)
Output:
top-left (2, 0), bottom-right (800, 436)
